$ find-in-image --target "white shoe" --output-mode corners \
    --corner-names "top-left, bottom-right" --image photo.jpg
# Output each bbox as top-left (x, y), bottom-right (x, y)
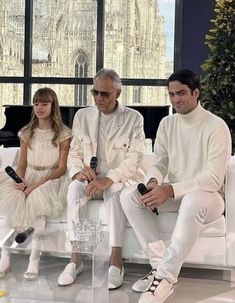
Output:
top-left (24, 271), bottom-right (38, 280)
top-left (24, 259), bottom-right (39, 281)
top-left (133, 268), bottom-right (177, 293)
top-left (0, 259), bottom-right (10, 279)
top-left (58, 262), bottom-right (84, 286)
top-left (132, 268), bottom-right (157, 292)
top-left (0, 266), bottom-right (10, 278)
top-left (138, 277), bottom-right (174, 303)
top-left (108, 265), bottom-right (124, 290)
top-left (0, 249), bottom-right (11, 278)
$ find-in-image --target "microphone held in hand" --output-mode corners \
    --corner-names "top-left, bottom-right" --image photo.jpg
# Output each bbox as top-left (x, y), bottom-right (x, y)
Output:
top-left (137, 183), bottom-right (150, 195)
top-left (15, 227), bottom-right (34, 244)
top-left (90, 156), bottom-right (98, 171)
top-left (83, 157), bottom-right (98, 185)
top-left (5, 166), bottom-right (24, 183)
top-left (137, 183), bottom-right (159, 215)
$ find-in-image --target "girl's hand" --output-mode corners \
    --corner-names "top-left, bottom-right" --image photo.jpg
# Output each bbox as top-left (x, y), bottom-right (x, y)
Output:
top-left (23, 183), bottom-right (40, 196)
top-left (15, 182), bottom-right (27, 192)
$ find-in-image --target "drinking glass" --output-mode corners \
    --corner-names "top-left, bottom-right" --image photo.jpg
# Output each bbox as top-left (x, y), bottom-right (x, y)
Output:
top-left (72, 218), bottom-right (103, 252)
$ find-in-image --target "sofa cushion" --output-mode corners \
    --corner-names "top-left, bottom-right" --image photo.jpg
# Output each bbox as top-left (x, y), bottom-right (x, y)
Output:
top-left (157, 213), bottom-right (225, 237)
top-left (62, 199), bottom-right (225, 238)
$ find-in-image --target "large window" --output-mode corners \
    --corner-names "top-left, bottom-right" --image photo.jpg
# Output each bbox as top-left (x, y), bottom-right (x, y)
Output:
top-left (32, 1), bottom-right (97, 78)
top-left (0, 0), bottom-right (177, 127)
top-left (0, 0), bottom-right (25, 77)
top-left (104, 0), bottom-right (175, 79)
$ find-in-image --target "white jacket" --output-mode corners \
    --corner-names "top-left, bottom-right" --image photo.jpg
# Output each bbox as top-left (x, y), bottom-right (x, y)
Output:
top-left (68, 103), bottom-right (145, 183)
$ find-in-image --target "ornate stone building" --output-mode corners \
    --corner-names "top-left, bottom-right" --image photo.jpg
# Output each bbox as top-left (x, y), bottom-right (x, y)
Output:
top-left (0, 0), bottom-right (169, 127)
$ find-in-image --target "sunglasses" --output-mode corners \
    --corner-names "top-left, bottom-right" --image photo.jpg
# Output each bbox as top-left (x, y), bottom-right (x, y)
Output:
top-left (90, 89), bottom-right (116, 98)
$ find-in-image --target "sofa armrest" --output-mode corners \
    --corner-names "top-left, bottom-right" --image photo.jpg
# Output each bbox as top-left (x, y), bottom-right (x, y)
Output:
top-left (225, 156), bottom-right (235, 266)
top-left (225, 157), bottom-right (235, 228)
top-left (0, 147), bottom-right (20, 171)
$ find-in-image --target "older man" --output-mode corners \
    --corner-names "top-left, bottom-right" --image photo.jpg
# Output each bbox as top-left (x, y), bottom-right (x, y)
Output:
top-left (58, 68), bottom-right (145, 289)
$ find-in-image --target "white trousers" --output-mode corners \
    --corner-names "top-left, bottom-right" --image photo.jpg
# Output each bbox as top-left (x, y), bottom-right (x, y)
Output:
top-left (120, 185), bottom-right (224, 283)
top-left (67, 180), bottom-right (128, 247)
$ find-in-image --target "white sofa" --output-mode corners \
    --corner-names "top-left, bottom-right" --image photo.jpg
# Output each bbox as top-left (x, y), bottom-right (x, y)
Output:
top-left (0, 147), bottom-right (235, 281)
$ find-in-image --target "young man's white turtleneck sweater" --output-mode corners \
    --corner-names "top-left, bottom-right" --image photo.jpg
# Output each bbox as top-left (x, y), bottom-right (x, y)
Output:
top-left (146, 103), bottom-right (231, 199)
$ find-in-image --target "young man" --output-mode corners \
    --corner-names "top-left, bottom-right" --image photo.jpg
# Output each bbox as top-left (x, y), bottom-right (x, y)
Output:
top-left (58, 68), bottom-right (145, 289)
top-left (120, 69), bottom-right (231, 303)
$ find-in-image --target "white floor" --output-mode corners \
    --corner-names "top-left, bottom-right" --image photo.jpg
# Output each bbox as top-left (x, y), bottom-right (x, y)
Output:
top-left (0, 254), bottom-right (234, 302)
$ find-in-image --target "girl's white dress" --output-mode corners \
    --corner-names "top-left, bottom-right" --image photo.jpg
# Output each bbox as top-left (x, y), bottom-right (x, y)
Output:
top-left (0, 125), bottom-right (72, 228)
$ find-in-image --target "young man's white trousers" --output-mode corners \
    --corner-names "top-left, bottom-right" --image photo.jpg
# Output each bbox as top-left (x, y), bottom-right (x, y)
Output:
top-left (67, 179), bottom-right (128, 247)
top-left (121, 186), bottom-right (224, 282)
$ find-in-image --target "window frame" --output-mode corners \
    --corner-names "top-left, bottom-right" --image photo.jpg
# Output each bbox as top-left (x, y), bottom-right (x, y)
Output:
top-left (0, 0), bottom-right (182, 105)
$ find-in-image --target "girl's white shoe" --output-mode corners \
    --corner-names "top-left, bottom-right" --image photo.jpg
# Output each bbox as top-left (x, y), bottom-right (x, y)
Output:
top-left (0, 264), bottom-right (10, 278)
top-left (24, 259), bottom-right (39, 280)
top-left (0, 250), bottom-right (11, 278)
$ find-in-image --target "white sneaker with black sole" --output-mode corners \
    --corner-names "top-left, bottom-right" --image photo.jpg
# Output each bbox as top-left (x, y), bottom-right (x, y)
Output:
top-left (138, 276), bottom-right (174, 303)
top-left (133, 268), bottom-right (177, 293)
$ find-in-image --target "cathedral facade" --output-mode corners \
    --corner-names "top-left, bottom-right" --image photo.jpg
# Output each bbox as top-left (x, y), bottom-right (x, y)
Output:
top-left (0, 0), bottom-right (170, 127)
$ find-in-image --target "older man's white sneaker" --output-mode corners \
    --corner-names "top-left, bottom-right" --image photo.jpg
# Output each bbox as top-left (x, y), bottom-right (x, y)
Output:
top-left (138, 277), bottom-right (174, 303)
top-left (108, 265), bottom-right (124, 290)
top-left (58, 262), bottom-right (84, 286)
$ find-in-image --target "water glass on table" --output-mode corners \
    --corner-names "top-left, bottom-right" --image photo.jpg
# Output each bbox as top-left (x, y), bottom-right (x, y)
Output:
top-left (72, 218), bottom-right (103, 252)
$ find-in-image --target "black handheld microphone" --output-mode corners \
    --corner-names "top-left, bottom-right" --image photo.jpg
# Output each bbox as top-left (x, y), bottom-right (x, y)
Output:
top-left (15, 227), bottom-right (34, 244)
top-left (84, 157), bottom-right (98, 185)
top-left (137, 183), bottom-right (159, 215)
top-left (137, 183), bottom-right (150, 195)
top-left (5, 166), bottom-right (24, 183)
top-left (90, 156), bottom-right (98, 171)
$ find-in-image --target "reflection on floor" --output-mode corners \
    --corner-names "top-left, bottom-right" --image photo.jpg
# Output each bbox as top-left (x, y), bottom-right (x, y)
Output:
top-left (0, 253), bottom-right (234, 302)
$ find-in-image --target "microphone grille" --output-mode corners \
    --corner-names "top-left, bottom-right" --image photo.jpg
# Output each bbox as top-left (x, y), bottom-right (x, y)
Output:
top-left (5, 166), bottom-right (13, 174)
top-left (15, 233), bottom-right (26, 244)
top-left (137, 183), bottom-right (147, 195)
top-left (90, 156), bottom-right (98, 170)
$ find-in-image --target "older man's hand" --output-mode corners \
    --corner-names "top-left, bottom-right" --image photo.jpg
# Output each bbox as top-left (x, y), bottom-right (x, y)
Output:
top-left (85, 177), bottom-right (113, 197)
top-left (75, 166), bottom-right (96, 182)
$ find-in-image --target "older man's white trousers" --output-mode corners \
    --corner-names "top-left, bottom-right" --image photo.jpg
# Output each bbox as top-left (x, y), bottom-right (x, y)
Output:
top-left (67, 179), bottom-right (128, 247)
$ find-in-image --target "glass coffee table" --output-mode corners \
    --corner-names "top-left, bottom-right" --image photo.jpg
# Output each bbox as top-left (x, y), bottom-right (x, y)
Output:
top-left (0, 225), bottom-right (109, 303)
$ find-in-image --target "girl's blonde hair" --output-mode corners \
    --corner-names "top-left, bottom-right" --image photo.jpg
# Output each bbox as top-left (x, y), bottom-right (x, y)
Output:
top-left (22, 87), bottom-right (63, 147)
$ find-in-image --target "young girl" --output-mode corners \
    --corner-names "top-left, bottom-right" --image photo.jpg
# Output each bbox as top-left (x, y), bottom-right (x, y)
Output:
top-left (0, 87), bottom-right (72, 280)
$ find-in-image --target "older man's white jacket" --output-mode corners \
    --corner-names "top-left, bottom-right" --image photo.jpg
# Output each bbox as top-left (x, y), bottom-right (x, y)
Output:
top-left (68, 103), bottom-right (145, 183)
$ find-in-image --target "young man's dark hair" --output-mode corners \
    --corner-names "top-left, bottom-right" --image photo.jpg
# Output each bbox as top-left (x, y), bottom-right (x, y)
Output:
top-left (167, 69), bottom-right (201, 92)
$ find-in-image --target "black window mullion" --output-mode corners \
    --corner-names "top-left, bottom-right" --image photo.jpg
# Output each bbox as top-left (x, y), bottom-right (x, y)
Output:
top-left (121, 79), bottom-right (167, 87)
top-left (23, 0), bottom-right (33, 105)
top-left (96, 0), bottom-right (105, 71)
top-left (174, 0), bottom-right (183, 72)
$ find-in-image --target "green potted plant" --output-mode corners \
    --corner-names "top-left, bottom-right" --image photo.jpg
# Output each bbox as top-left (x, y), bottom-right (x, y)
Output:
top-left (201, 0), bottom-right (235, 153)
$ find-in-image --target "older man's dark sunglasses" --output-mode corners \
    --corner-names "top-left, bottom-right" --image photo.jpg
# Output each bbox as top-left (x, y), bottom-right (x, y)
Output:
top-left (90, 89), bottom-right (116, 98)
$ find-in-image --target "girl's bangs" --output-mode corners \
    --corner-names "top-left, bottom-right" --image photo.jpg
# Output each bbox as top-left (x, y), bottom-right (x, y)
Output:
top-left (33, 95), bottom-right (53, 104)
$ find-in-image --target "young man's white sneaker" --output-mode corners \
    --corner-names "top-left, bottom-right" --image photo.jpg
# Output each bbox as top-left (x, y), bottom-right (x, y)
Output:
top-left (132, 268), bottom-right (157, 292)
top-left (133, 268), bottom-right (178, 293)
top-left (138, 276), bottom-right (174, 303)
top-left (108, 265), bottom-right (124, 290)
